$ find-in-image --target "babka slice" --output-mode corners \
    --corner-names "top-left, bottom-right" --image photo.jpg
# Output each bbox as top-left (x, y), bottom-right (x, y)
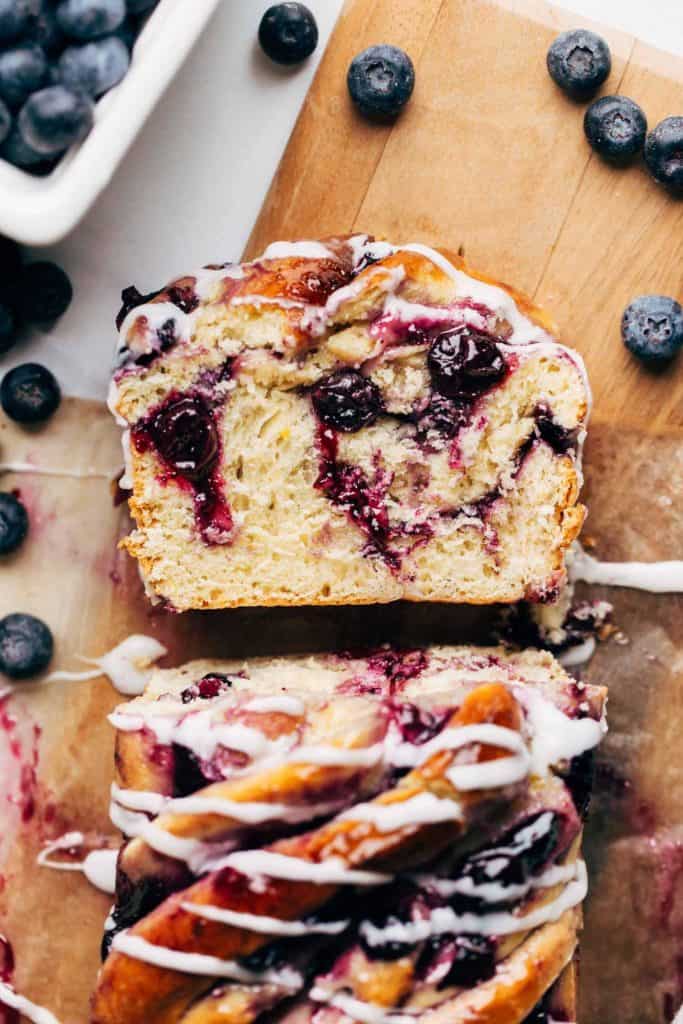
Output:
top-left (109, 236), bottom-right (589, 610)
top-left (92, 644), bottom-right (606, 1024)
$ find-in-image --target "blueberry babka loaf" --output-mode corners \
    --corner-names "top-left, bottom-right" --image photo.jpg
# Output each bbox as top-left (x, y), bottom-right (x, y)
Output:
top-left (92, 645), bottom-right (606, 1023)
top-left (109, 236), bottom-right (589, 611)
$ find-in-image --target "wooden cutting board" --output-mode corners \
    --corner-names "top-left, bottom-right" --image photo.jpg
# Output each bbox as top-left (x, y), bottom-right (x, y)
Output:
top-left (0, 1), bottom-right (682, 1023)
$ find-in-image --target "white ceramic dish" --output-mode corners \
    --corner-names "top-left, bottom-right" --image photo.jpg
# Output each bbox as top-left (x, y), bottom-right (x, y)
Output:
top-left (0, 0), bottom-right (222, 247)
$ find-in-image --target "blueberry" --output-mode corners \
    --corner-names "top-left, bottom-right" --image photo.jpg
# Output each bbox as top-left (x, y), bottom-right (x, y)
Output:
top-left (0, 613), bottom-right (53, 679)
top-left (258, 3), bottom-right (318, 66)
top-left (13, 262), bottom-right (73, 322)
top-left (126, 0), bottom-right (158, 11)
top-left (0, 303), bottom-right (16, 353)
top-left (56, 0), bottom-right (126, 40)
top-left (0, 0), bottom-right (33, 44)
top-left (0, 237), bottom-right (21, 279)
top-left (0, 124), bottom-right (51, 170)
top-left (59, 36), bottom-right (130, 97)
top-left (0, 46), bottom-right (48, 111)
top-left (546, 29), bottom-right (611, 100)
top-left (584, 95), bottom-right (647, 164)
top-left (644, 116), bottom-right (683, 195)
top-left (18, 86), bottom-right (94, 156)
top-left (147, 395), bottom-right (218, 479)
top-left (0, 99), bottom-right (11, 147)
top-left (311, 370), bottom-right (383, 432)
top-left (180, 673), bottom-right (233, 704)
top-left (621, 295), bottom-right (683, 362)
top-left (1, 363), bottom-right (61, 423)
top-left (0, 492), bottom-right (28, 555)
top-left (114, 15), bottom-right (137, 49)
top-left (347, 44), bottom-right (415, 120)
top-left (26, 4), bottom-right (66, 56)
top-left (415, 393), bottom-right (469, 442)
top-left (428, 328), bottom-right (506, 398)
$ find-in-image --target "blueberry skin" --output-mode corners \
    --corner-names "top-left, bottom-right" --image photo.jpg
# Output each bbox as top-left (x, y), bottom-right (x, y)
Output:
top-left (0, 46), bottom-right (48, 112)
top-left (311, 370), bottom-right (383, 432)
top-left (584, 95), bottom-right (647, 164)
top-left (26, 4), bottom-right (66, 57)
top-left (644, 116), bottom-right (683, 195)
top-left (126, 0), bottom-right (158, 10)
top-left (1, 363), bottom-right (61, 423)
top-left (13, 261), bottom-right (73, 322)
top-left (18, 85), bottom-right (94, 156)
top-left (0, 0), bottom-right (33, 44)
top-left (622, 295), bottom-right (683, 362)
top-left (0, 304), bottom-right (16, 354)
top-left (547, 29), bottom-right (611, 100)
top-left (0, 124), bottom-right (49, 170)
top-left (0, 236), bottom-right (22, 278)
top-left (59, 36), bottom-right (130, 97)
top-left (0, 492), bottom-right (28, 555)
top-left (0, 613), bottom-right (53, 679)
top-left (56, 0), bottom-right (126, 41)
top-left (258, 3), bottom-right (318, 65)
top-left (348, 44), bottom-right (415, 120)
top-left (0, 98), bottom-right (11, 147)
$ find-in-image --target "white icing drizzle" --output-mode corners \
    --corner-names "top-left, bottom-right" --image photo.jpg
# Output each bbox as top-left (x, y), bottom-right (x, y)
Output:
top-left (388, 723), bottom-right (526, 769)
top-left (111, 783), bottom-right (168, 815)
top-left (180, 903), bottom-right (349, 936)
top-left (117, 300), bottom-right (189, 360)
top-left (341, 793), bottom-right (462, 832)
top-left (310, 988), bottom-right (416, 1024)
top-left (194, 263), bottom-right (245, 301)
top-left (447, 750), bottom-right (531, 791)
top-left (346, 235), bottom-right (394, 269)
top-left (570, 544), bottom-right (683, 594)
top-left (291, 743), bottom-right (383, 767)
top-left (419, 858), bottom-right (577, 905)
top-left (111, 931), bottom-right (303, 988)
top-left (360, 860), bottom-right (587, 947)
top-left (211, 851), bottom-right (390, 887)
top-left (36, 832), bottom-right (117, 894)
top-left (558, 636), bottom-right (596, 668)
top-left (522, 690), bottom-right (606, 777)
top-left (0, 983), bottom-right (61, 1024)
top-left (45, 635), bottom-right (167, 696)
top-left (261, 240), bottom-right (334, 261)
top-left (243, 696), bottom-right (306, 716)
top-left (119, 428), bottom-right (133, 489)
top-left (166, 795), bottom-right (345, 824)
top-left (109, 802), bottom-right (223, 872)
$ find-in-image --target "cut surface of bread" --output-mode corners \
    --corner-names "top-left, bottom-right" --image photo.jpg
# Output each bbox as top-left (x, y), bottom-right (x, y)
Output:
top-left (109, 236), bottom-right (589, 611)
top-left (93, 644), bottom-right (606, 1024)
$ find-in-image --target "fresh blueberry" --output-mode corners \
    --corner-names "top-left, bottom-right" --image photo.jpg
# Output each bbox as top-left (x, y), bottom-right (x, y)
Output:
top-left (0, 99), bottom-right (11, 147)
top-left (584, 95), bottom-right (647, 164)
top-left (13, 262), bottom-right (73, 322)
top-left (621, 295), bottom-right (683, 362)
top-left (18, 85), bottom-right (94, 156)
top-left (1, 363), bottom-right (61, 423)
top-left (0, 124), bottom-right (51, 170)
top-left (0, 492), bottom-right (28, 555)
top-left (0, 236), bottom-right (22, 278)
top-left (311, 370), bottom-right (383, 432)
top-left (56, 0), bottom-right (126, 41)
top-left (428, 328), bottom-right (506, 397)
top-left (114, 15), bottom-right (137, 49)
top-left (0, 613), bottom-right (53, 678)
top-left (147, 395), bottom-right (219, 479)
top-left (26, 3), bottom-right (66, 56)
top-left (59, 36), bottom-right (130, 97)
top-left (0, 0), bottom-right (33, 44)
top-left (644, 116), bottom-right (683, 195)
top-left (126, 0), bottom-right (157, 10)
top-left (258, 3), bottom-right (318, 66)
top-left (546, 29), bottom-right (611, 100)
top-left (0, 304), bottom-right (16, 353)
top-left (0, 46), bottom-right (48, 111)
top-left (347, 44), bottom-right (415, 120)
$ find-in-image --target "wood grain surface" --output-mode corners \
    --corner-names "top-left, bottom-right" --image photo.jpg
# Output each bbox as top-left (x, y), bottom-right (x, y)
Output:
top-left (0, 1), bottom-right (682, 1023)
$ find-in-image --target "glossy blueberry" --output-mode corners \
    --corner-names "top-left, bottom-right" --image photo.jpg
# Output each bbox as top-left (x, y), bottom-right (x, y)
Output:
top-left (181, 673), bottom-right (233, 704)
top-left (0, 46), bottom-right (48, 111)
top-left (428, 328), bottom-right (506, 398)
top-left (59, 36), bottom-right (130, 97)
top-left (56, 0), bottom-right (126, 41)
top-left (348, 44), bottom-right (415, 120)
top-left (258, 3), bottom-right (318, 66)
top-left (457, 812), bottom-right (560, 896)
top-left (13, 262), bottom-right (73, 322)
top-left (546, 29), bottom-right (611, 100)
top-left (583, 95), bottom-right (647, 164)
top-left (0, 303), bottom-right (16, 354)
top-left (644, 116), bottom-right (683, 195)
top-left (311, 369), bottom-right (383, 432)
top-left (19, 86), bottom-right (94, 156)
top-left (148, 395), bottom-right (218, 479)
top-left (0, 99), bottom-right (10, 148)
top-left (0, 493), bottom-right (28, 555)
top-left (0, 124), bottom-right (48, 170)
top-left (621, 294), bottom-right (683, 362)
top-left (0, 613), bottom-right (53, 678)
top-left (0, 0), bottom-right (33, 44)
top-left (1, 362), bottom-right (61, 423)
top-left (417, 934), bottom-right (496, 989)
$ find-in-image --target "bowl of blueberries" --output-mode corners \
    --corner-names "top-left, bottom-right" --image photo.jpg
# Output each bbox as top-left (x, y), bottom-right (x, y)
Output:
top-left (0, 0), bottom-right (222, 246)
